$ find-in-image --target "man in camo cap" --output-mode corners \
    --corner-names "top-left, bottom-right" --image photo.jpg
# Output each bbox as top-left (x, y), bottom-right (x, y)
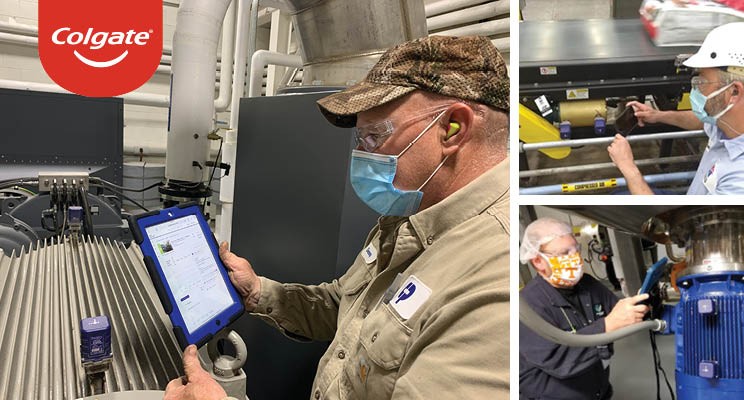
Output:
top-left (166, 35), bottom-right (510, 400)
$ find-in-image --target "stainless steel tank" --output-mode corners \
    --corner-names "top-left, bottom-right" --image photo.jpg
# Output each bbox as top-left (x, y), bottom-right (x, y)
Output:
top-left (278, 0), bottom-right (427, 86)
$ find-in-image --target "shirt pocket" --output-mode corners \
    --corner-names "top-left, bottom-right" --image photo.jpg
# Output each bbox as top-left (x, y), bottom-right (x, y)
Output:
top-left (340, 303), bottom-right (412, 399)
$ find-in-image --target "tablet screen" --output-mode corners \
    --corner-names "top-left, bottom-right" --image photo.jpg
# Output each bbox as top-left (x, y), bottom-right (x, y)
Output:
top-left (145, 214), bottom-right (234, 333)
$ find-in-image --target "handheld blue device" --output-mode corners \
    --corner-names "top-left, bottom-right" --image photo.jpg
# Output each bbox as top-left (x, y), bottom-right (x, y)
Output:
top-left (128, 203), bottom-right (244, 349)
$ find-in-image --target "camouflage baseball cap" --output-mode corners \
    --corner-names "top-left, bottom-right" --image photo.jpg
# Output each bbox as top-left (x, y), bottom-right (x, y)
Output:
top-left (317, 35), bottom-right (509, 128)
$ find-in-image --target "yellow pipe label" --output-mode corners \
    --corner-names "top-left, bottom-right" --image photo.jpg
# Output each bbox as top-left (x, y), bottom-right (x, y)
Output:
top-left (561, 179), bottom-right (617, 193)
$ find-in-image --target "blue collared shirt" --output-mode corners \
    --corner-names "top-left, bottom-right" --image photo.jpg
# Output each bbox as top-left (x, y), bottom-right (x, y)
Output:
top-left (687, 123), bottom-right (744, 194)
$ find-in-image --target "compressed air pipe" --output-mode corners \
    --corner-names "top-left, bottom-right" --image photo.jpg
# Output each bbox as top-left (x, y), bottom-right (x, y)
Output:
top-left (519, 155), bottom-right (701, 178)
top-left (520, 130), bottom-right (706, 152)
top-left (519, 171), bottom-right (697, 195)
top-left (520, 296), bottom-right (666, 347)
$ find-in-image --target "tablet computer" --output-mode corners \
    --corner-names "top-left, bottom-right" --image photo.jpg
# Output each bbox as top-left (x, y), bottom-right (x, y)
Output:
top-left (128, 203), bottom-right (244, 349)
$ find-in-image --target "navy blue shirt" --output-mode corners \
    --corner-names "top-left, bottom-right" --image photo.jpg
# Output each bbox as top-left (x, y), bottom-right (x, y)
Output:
top-left (520, 274), bottom-right (619, 400)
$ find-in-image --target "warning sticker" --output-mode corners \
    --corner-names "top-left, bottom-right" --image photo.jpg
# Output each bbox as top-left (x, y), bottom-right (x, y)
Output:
top-left (534, 95), bottom-right (553, 117)
top-left (566, 88), bottom-right (589, 100)
top-left (539, 66), bottom-right (557, 75)
top-left (562, 179), bottom-right (617, 193)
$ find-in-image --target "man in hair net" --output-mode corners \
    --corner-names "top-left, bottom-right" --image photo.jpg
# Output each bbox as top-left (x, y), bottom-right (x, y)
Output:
top-left (519, 218), bottom-right (649, 399)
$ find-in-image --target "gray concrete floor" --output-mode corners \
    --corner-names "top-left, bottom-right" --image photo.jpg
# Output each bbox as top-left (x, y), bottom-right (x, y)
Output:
top-left (522, 0), bottom-right (611, 21)
top-left (611, 329), bottom-right (676, 400)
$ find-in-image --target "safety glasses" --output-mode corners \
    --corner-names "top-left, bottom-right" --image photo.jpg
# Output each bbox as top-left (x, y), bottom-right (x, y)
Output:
top-left (352, 104), bottom-right (456, 152)
top-left (541, 243), bottom-right (582, 258)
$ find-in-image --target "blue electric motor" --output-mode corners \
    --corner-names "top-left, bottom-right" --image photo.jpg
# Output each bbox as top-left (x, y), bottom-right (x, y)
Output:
top-left (651, 208), bottom-right (744, 400)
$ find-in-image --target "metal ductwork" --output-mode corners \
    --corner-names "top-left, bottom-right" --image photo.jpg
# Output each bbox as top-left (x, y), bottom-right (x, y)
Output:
top-left (278, 0), bottom-right (427, 87)
top-left (0, 237), bottom-right (182, 400)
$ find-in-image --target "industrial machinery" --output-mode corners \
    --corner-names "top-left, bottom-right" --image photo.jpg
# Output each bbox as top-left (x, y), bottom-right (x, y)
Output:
top-left (518, 18), bottom-right (706, 194)
top-left (521, 205), bottom-right (744, 399)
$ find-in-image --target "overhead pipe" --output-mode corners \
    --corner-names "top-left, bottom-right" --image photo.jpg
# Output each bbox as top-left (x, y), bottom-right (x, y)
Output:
top-left (519, 155), bottom-right (701, 178)
top-left (215, 0), bottom-right (237, 111)
top-left (424, 0), bottom-right (494, 17)
top-left (436, 19), bottom-right (509, 37)
top-left (426, 2), bottom-right (509, 31)
top-left (165, 0), bottom-right (232, 183)
top-left (248, 50), bottom-right (303, 97)
top-left (520, 130), bottom-right (706, 152)
top-left (217, 0), bottom-right (257, 244)
top-left (0, 79), bottom-right (170, 106)
top-left (519, 171), bottom-right (696, 195)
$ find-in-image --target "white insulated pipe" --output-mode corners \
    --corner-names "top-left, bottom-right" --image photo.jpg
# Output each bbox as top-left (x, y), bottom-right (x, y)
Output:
top-left (216, 50), bottom-right (302, 243)
top-left (0, 79), bottom-right (170, 106)
top-left (215, 0), bottom-right (237, 111)
top-left (248, 50), bottom-right (303, 97)
top-left (425, 0), bottom-right (493, 17)
top-left (0, 32), bottom-right (37, 46)
top-left (166, 0), bottom-right (232, 183)
top-left (426, 1), bottom-right (509, 31)
top-left (436, 19), bottom-right (509, 37)
top-left (216, 0), bottom-right (255, 244)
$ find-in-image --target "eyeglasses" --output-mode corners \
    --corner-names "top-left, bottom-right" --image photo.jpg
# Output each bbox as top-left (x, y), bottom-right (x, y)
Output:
top-left (542, 243), bottom-right (582, 258)
top-left (352, 105), bottom-right (455, 152)
top-left (691, 76), bottom-right (726, 91)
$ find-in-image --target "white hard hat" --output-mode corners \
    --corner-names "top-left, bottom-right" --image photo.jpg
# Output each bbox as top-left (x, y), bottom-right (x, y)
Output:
top-left (684, 22), bottom-right (744, 70)
top-left (519, 217), bottom-right (572, 264)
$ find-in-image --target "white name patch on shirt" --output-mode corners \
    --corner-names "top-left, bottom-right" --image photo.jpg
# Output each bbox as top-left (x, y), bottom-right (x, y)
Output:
top-left (704, 162), bottom-right (718, 194)
top-left (361, 243), bottom-right (377, 264)
top-left (390, 275), bottom-right (432, 320)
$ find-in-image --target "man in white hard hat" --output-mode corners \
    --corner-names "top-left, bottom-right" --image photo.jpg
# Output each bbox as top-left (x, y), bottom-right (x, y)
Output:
top-left (519, 218), bottom-right (650, 399)
top-left (608, 22), bottom-right (744, 195)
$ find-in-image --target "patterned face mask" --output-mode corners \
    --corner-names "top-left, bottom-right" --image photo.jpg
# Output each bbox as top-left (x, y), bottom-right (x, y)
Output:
top-left (540, 251), bottom-right (584, 287)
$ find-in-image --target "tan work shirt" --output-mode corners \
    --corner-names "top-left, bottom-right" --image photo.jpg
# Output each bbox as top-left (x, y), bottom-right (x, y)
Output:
top-left (253, 158), bottom-right (510, 399)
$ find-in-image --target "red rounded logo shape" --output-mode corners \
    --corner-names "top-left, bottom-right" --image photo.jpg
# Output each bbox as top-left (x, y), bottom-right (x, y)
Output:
top-left (39, 0), bottom-right (163, 97)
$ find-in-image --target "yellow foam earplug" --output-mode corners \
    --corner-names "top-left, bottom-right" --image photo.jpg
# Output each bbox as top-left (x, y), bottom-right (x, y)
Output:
top-left (447, 122), bottom-right (460, 138)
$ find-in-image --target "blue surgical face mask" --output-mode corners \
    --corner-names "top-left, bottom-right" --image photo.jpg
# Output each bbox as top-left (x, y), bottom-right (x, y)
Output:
top-left (691, 83), bottom-right (734, 125)
top-left (350, 110), bottom-right (450, 216)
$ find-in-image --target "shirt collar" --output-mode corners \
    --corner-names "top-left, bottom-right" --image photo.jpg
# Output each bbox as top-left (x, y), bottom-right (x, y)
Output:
top-left (722, 133), bottom-right (744, 160)
top-left (709, 124), bottom-right (744, 160)
top-left (407, 157), bottom-right (509, 249)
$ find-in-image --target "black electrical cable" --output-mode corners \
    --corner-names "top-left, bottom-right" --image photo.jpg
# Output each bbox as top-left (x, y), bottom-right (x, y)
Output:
top-left (91, 184), bottom-right (150, 212)
top-left (90, 177), bottom-right (163, 193)
top-left (649, 331), bottom-right (676, 400)
top-left (78, 186), bottom-right (95, 236)
top-left (203, 137), bottom-right (224, 209)
top-left (206, 137), bottom-right (223, 192)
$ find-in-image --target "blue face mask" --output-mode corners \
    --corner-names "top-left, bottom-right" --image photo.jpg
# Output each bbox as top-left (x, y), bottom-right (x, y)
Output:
top-left (350, 110), bottom-right (450, 216)
top-left (690, 84), bottom-right (734, 125)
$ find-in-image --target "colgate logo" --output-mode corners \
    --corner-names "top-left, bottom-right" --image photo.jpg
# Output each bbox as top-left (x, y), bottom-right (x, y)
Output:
top-left (51, 27), bottom-right (152, 68)
top-left (39, 1), bottom-right (162, 97)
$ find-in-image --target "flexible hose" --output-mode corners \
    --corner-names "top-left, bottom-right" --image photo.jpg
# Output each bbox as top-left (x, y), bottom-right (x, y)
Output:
top-left (520, 295), bottom-right (666, 347)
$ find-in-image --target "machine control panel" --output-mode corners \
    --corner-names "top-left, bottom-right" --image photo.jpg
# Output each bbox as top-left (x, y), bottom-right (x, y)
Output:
top-left (38, 172), bottom-right (90, 192)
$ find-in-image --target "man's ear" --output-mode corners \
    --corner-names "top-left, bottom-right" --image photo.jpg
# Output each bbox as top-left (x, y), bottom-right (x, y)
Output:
top-left (441, 103), bottom-right (475, 155)
top-left (531, 256), bottom-right (551, 278)
top-left (732, 81), bottom-right (744, 103)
